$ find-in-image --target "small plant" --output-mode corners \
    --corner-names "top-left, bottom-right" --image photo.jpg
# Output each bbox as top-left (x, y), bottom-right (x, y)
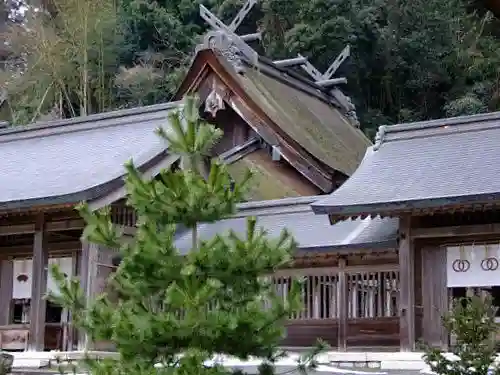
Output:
top-left (424, 295), bottom-right (499, 375)
top-left (0, 352), bottom-right (14, 375)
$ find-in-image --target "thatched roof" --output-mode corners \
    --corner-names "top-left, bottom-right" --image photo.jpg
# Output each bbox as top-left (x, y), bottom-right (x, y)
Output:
top-left (238, 67), bottom-right (370, 176)
top-left (176, 38), bottom-right (371, 180)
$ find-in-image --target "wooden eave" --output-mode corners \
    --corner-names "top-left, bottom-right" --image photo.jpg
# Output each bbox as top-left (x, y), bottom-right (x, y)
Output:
top-left (289, 247), bottom-right (398, 269)
top-left (174, 50), bottom-right (337, 193)
top-left (296, 243), bottom-right (397, 255)
top-left (0, 203), bottom-right (77, 219)
top-left (327, 199), bottom-right (500, 223)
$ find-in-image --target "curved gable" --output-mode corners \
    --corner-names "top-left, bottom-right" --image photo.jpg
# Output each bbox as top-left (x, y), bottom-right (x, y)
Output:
top-left (176, 49), bottom-right (371, 179)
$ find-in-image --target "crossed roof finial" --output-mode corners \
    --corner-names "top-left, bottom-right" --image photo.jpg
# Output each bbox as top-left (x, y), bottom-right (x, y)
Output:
top-left (273, 45), bottom-right (351, 88)
top-left (199, 0), bottom-right (350, 89)
top-left (199, 0), bottom-right (261, 62)
top-left (198, 0), bottom-right (356, 122)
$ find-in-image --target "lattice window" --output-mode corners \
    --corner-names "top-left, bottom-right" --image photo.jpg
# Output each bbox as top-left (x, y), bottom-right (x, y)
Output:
top-left (272, 270), bottom-right (340, 320)
top-left (110, 205), bottom-right (137, 226)
top-left (346, 270), bottom-right (399, 319)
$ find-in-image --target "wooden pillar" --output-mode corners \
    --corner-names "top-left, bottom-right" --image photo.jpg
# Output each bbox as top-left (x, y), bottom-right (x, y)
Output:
top-left (63, 251), bottom-right (80, 351)
top-left (337, 258), bottom-right (348, 351)
top-left (78, 241), bottom-right (104, 350)
top-left (399, 215), bottom-right (415, 351)
top-left (0, 259), bottom-right (13, 325)
top-left (29, 214), bottom-right (48, 351)
top-left (79, 242), bottom-right (90, 300)
top-left (77, 241), bottom-right (91, 350)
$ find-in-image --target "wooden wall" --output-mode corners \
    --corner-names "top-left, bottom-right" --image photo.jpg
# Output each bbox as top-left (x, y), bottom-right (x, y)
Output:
top-left (284, 320), bottom-right (339, 347)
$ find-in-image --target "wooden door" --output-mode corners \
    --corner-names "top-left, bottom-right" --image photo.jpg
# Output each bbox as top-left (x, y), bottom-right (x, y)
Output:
top-left (421, 246), bottom-right (448, 348)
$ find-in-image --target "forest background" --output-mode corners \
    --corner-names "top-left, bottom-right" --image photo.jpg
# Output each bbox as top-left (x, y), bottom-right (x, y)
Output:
top-left (1, 0), bottom-right (499, 138)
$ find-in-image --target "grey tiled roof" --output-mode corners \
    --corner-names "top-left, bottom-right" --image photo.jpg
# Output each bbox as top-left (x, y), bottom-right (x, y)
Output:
top-left (174, 196), bottom-right (398, 254)
top-left (311, 111), bottom-right (500, 217)
top-left (0, 102), bottom-right (180, 210)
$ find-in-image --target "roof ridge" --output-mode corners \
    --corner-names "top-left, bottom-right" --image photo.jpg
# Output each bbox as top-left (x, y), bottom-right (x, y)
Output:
top-left (372, 110), bottom-right (500, 149)
top-left (373, 125), bottom-right (387, 151)
top-left (202, 46), bottom-right (341, 109)
top-left (232, 206), bottom-right (312, 219)
top-left (384, 110), bottom-right (500, 133)
top-left (248, 55), bottom-right (354, 114)
top-left (237, 195), bottom-right (323, 211)
top-left (0, 101), bottom-right (182, 137)
top-left (256, 56), bottom-right (326, 93)
top-left (230, 195), bottom-right (322, 218)
top-left (195, 29), bottom-right (351, 114)
top-left (0, 112), bottom-right (173, 145)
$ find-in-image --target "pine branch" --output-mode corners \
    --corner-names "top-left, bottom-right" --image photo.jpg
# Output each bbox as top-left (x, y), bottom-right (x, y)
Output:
top-left (48, 96), bottom-right (317, 375)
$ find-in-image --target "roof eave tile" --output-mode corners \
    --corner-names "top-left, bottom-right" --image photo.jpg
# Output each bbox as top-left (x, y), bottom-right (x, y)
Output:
top-left (312, 193), bottom-right (500, 219)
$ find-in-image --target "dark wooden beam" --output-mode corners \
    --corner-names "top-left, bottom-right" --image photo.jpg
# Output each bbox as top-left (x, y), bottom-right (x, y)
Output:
top-left (399, 215), bottom-right (415, 351)
top-left (0, 240), bottom-right (81, 256)
top-left (29, 214), bottom-right (48, 351)
top-left (0, 223), bottom-right (33, 235)
top-left (0, 219), bottom-right (85, 236)
top-left (412, 223), bottom-right (500, 239)
top-left (219, 137), bottom-right (260, 164)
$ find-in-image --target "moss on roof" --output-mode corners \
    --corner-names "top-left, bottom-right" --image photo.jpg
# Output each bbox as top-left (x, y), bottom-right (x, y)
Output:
top-left (237, 69), bottom-right (371, 176)
top-left (227, 149), bottom-right (318, 201)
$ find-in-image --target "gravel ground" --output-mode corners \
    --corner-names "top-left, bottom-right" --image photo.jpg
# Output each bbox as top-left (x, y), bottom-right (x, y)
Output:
top-left (222, 364), bottom-right (423, 375)
top-left (10, 367), bottom-right (424, 375)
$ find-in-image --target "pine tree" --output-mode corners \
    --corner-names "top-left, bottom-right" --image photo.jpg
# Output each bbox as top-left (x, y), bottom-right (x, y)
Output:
top-left (423, 295), bottom-right (499, 375)
top-left (49, 96), bottom-right (325, 375)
